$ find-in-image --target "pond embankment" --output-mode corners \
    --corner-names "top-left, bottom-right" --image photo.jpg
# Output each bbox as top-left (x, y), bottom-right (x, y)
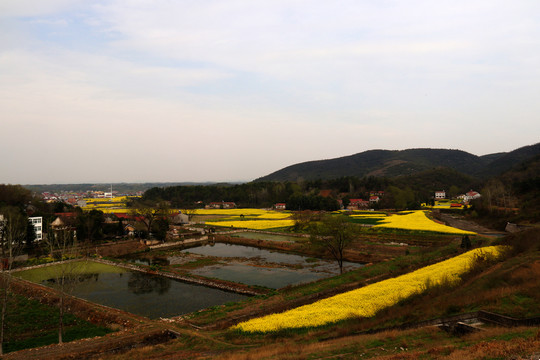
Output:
top-left (94, 258), bottom-right (266, 296)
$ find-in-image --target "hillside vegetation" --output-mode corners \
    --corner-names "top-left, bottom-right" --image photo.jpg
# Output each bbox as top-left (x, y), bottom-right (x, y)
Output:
top-left (256, 143), bottom-right (540, 182)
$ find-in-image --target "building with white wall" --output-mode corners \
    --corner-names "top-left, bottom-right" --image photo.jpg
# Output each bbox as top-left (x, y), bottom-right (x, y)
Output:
top-left (28, 216), bottom-right (43, 241)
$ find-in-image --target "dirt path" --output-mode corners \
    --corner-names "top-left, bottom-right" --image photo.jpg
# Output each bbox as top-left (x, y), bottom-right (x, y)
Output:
top-left (438, 213), bottom-right (505, 236)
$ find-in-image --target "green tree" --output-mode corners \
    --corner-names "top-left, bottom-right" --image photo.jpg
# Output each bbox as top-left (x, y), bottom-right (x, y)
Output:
top-left (76, 210), bottom-right (104, 243)
top-left (309, 215), bottom-right (356, 274)
top-left (448, 185), bottom-right (460, 199)
top-left (24, 219), bottom-right (36, 254)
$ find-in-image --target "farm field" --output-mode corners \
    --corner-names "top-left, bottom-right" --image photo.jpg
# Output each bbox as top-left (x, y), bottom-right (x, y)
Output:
top-left (232, 246), bottom-right (505, 333)
top-left (108, 227), bottom-right (538, 360)
top-left (1, 292), bottom-right (112, 354)
top-left (81, 196), bottom-right (138, 214)
top-left (7, 201), bottom-right (537, 359)
top-left (198, 208), bottom-right (476, 234)
top-left (5, 223), bottom-right (539, 359)
top-left (372, 210), bottom-right (476, 235)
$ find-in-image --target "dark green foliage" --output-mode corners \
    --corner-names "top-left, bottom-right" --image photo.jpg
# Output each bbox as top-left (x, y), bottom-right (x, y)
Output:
top-left (287, 194), bottom-right (340, 211)
top-left (393, 167), bottom-right (477, 204)
top-left (0, 185), bottom-right (32, 208)
top-left (478, 143), bottom-right (540, 178)
top-left (3, 294), bottom-right (112, 354)
top-left (75, 209), bottom-right (105, 242)
top-left (256, 144), bottom-right (540, 182)
top-left (143, 182), bottom-right (299, 208)
top-left (24, 220), bottom-right (36, 253)
top-left (152, 217), bottom-right (169, 241)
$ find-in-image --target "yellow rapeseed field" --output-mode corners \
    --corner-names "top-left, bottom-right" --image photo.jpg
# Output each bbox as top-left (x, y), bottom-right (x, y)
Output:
top-left (232, 246), bottom-right (505, 333)
top-left (205, 219), bottom-right (295, 230)
top-left (194, 209), bottom-right (283, 216)
top-left (373, 210), bottom-right (475, 235)
top-left (349, 214), bottom-right (387, 218)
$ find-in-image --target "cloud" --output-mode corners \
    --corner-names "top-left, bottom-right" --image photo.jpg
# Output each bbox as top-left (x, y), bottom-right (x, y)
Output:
top-left (1, 1), bottom-right (540, 183)
top-left (0, 0), bottom-right (86, 17)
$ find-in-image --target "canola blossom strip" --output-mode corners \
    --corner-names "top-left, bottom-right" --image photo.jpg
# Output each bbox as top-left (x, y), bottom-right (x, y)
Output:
top-left (194, 209), bottom-right (280, 216)
top-left (349, 214), bottom-right (388, 218)
top-left (373, 210), bottom-right (476, 235)
top-left (232, 246), bottom-right (505, 333)
top-left (205, 219), bottom-right (295, 230)
top-left (255, 213), bottom-right (291, 219)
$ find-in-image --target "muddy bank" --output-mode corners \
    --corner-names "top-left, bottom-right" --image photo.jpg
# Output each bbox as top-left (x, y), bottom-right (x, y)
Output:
top-left (216, 234), bottom-right (393, 263)
top-left (94, 239), bottom-right (148, 257)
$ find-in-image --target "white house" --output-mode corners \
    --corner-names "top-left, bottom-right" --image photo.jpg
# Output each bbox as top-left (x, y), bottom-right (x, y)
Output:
top-left (28, 216), bottom-right (43, 241)
top-left (458, 190), bottom-right (482, 202)
top-left (435, 190), bottom-right (446, 199)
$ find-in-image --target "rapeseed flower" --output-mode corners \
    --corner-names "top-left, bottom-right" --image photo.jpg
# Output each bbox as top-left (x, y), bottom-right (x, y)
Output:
top-left (233, 246), bottom-right (504, 333)
top-left (373, 210), bottom-right (475, 235)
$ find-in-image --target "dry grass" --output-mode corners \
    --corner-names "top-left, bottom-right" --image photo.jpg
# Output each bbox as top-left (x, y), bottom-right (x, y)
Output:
top-left (214, 327), bottom-right (540, 360)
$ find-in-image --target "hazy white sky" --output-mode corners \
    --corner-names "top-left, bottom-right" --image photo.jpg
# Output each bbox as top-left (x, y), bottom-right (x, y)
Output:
top-left (1, 1), bottom-right (539, 184)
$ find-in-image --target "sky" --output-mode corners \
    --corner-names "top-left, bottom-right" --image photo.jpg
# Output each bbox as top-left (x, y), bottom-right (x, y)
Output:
top-left (1, 1), bottom-right (539, 185)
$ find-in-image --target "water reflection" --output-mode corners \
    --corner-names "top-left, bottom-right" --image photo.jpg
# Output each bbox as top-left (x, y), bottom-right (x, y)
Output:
top-left (127, 271), bottom-right (171, 295)
top-left (192, 263), bottom-right (324, 289)
top-left (129, 257), bottom-right (170, 266)
top-left (17, 262), bottom-right (247, 319)
top-left (183, 243), bottom-right (311, 265)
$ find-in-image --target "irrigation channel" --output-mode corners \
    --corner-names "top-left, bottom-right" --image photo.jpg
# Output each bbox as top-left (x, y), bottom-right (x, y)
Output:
top-left (12, 233), bottom-right (364, 320)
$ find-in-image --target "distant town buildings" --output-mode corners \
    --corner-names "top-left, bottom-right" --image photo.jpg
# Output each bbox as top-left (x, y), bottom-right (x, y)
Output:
top-left (206, 201), bottom-right (237, 209)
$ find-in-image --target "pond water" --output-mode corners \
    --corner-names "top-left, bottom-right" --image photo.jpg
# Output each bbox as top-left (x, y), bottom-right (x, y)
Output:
top-left (15, 261), bottom-right (247, 319)
top-left (231, 232), bottom-right (304, 243)
top-left (181, 243), bottom-right (363, 288)
top-left (191, 263), bottom-right (325, 288)
top-left (183, 243), bottom-right (310, 265)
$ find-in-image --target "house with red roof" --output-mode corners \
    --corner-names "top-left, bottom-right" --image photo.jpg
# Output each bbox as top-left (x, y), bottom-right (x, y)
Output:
top-left (274, 203), bottom-right (286, 210)
top-left (347, 199), bottom-right (369, 210)
top-left (206, 201), bottom-right (237, 209)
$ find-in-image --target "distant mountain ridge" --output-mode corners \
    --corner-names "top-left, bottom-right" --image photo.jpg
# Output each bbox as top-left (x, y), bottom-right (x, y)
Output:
top-left (256, 143), bottom-right (540, 182)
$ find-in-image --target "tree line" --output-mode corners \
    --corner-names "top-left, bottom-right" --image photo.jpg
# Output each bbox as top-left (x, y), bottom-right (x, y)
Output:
top-left (141, 175), bottom-right (455, 211)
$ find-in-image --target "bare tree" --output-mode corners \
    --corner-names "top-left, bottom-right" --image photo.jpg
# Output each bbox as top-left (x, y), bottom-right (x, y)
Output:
top-left (47, 222), bottom-right (85, 345)
top-left (292, 210), bottom-right (320, 232)
top-left (0, 207), bottom-right (26, 355)
top-left (130, 200), bottom-right (170, 238)
top-left (181, 208), bottom-right (197, 223)
top-left (309, 215), bottom-right (356, 274)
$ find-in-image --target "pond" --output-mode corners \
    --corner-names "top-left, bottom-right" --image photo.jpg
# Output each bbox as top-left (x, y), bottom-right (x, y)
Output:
top-left (183, 243), bottom-right (310, 265)
top-left (190, 263), bottom-right (325, 288)
top-left (230, 232), bottom-right (305, 243)
top-left (15, 261), bottom-right (247, 319)
top-left (180, 243), bottom-right (363, 288)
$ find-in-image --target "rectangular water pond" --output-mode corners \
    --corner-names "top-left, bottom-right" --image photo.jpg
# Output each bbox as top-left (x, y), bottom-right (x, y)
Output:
top-left (15, 261), bottom-right (247, 319)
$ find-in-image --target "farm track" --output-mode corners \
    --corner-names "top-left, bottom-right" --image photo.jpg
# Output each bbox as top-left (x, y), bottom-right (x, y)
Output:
top-left (437, 213), bottom-right (504, 235)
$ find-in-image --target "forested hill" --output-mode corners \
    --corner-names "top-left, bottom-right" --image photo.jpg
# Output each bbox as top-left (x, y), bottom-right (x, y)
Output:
top-left (256, 144), bottom-right (540, 182)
